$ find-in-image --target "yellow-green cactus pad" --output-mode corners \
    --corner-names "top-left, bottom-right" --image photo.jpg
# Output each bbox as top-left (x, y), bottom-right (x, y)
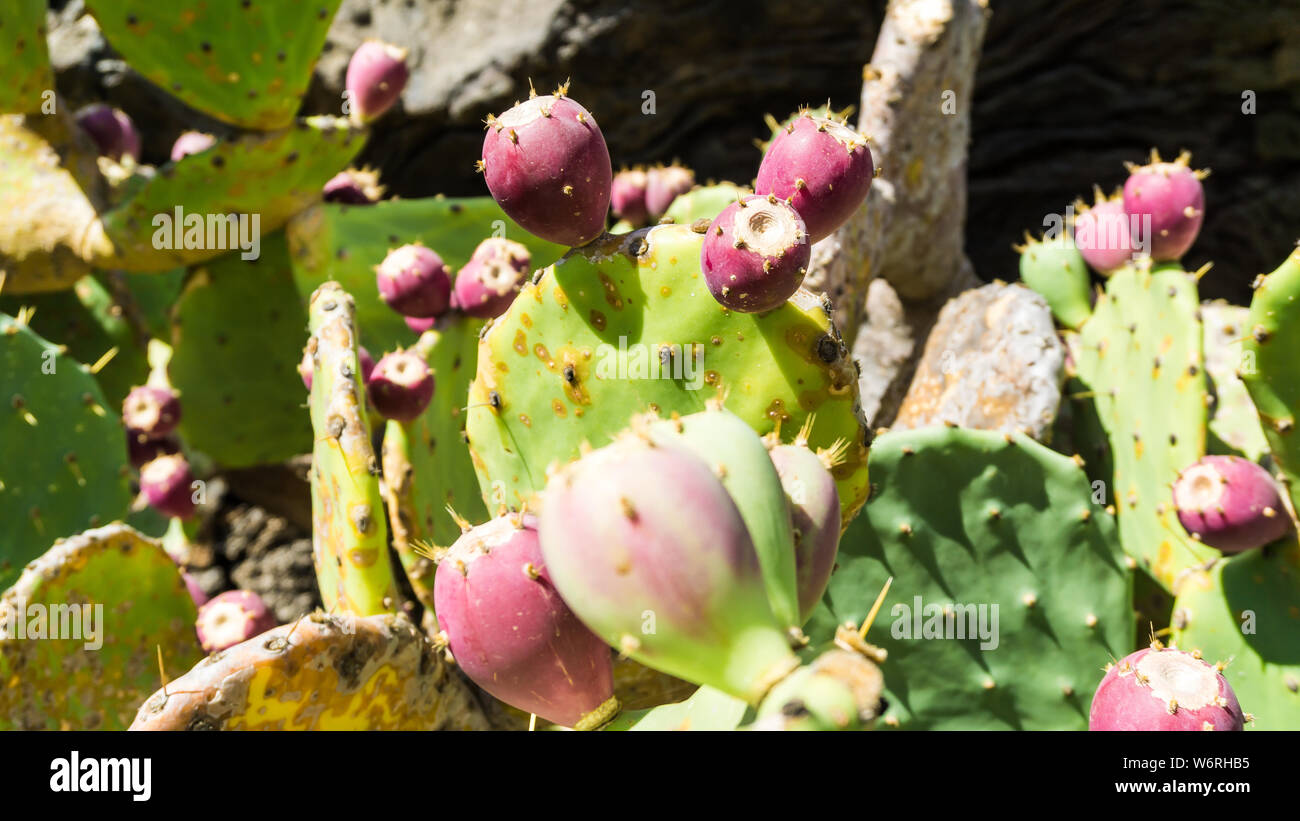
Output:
top-left (0, 1), bottom-right (54, 114)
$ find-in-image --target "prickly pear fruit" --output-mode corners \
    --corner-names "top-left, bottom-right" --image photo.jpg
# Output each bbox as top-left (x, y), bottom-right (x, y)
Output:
top-left (1088, 645), bottom-right (1245, 731)
top-left (376, 244), bottom-right (453, 319)
top-left (126, 433), bottom-right (180, 470)
top-left (1122, 150), bottom-right (1206, 262)
top-left (367, 350), bottom-right (434, 423)
top-left (754, 112), bottom-right (872, 242)
top-left (323, 167), bottom-right (384, 205)
top-left (300, 345), bottom-right (374, 391)
top-left (170, 131), bottom-right (216, 162)
top-left (139, 453), bottom-right (196, 519)
top-left (76, 104), bottom-right (140, 162)
top-left (766, 426), bottom-right (842, 624)
top-left (1016, 233), bottom-right (1092, 329)
top-left (182, 571), bottom-right (210, 608)
top-left (645, 165), bottom-right (694, 220)
top-left (195, 590), bottom-right (278, 653)
top-left (434, 512), bottom-right (619, 729)
top-left (611, 168), bottom-right (650, 226)
top-left (1072, 188), bottom-right (1134, 275)
top-left (453, 237), bottom-right (531, 319)
top-left (404, 315), bottom-right (437, 335)
top-left (701, 195), bottom-right (810, 313)
top-left (538, 433), bottom-right (801, 705)
top-left (480, 88), bottom-right (612, 247)
top-left (345, 40), bottom-right (410, 124)
top-left (1172, 455), bottom-right (1292, 553)
top-left (122, 385), bottom-right (181, 440)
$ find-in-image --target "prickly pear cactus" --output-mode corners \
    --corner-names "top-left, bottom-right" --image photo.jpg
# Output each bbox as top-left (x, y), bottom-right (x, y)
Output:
top-left (604, 685), bottom-right (751, 731)
top-left (1240, 248), bottom-right (1300, 513)
top-left (1074, 261), bottom-right (1213, 589)
top-left (288, 197), bottom-right (566, 352)
top-left (1172, 545), bottom-right (1300, 730)
top-left (0, 314), bottom-right (132, 588)
top-left (0, 1), bottom-right (53, 114)
top-left (466, 224), bottom-right (871, 522)
top-left (662, 182), bottom-right (749, 225)
top-left (83, 1), bottom-right (344, 130)
top-left (169, 233), bottom-right (312, 467)
top-left (306, 283), bottom-right (398, 617)
top-left (1017, 234), bottom-right (1092, 329)
top-left (1202, 301), bottom-right (1267, 460)
top-left (130, 611), bottom-right (492, 730)
top-left (813, 427), bottom-right (1133, 730)
top-left (0, 523), bottom-right (202, 730)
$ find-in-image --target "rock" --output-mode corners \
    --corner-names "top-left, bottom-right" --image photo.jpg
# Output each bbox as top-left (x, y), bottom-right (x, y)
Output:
top-left (892, 282), bottom-right (1064, 440)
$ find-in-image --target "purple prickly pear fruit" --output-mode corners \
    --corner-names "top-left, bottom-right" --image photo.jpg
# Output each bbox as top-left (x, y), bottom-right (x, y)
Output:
top-left (376, 244), bottom-right (453, 319)
top-left (701, 194), bottom-right (811, 313)
top-left (404, 315), bottom-right (438, 335)
top-left (140, 453), bottom-right (196, 519)
top-left (754, 112), bottom-right (872, 243)
top-left (1089, 645), bottom-right (1245, 731)
top-left (611, 168), bottom-right (650, 226)
top-left (434, 512), bottom-right (619, 728)
top-left (644, 165), bottom-right (694, 219)
top-left (480, 87), bottom-right (613, 247)
top-left (345, 40), bottom-right (410, 124)
top-left (323, 167), bottom-right (384, 205)
top-left (195, 590), bottom-right (278, 653)
top-left (76, 104), bottom-right (141, 162)
top-left (1172, 455), bottom-right (1292, 553)
top-left (182, 571), bottom-right (210, 608)
top-left (767, 431), bottom-right (843, 624)
top-left (1122, 150), bottom-right (1206, 261)
top-left (453, 237), bottom-right (531, 319)
top-left (169, 130), bottom-right (216, 162)
top-left (367, 350), bottom-right (434, 422)
top-left (301, 345), bottom-right (374, 391)
top-left (1072, 188), bottom-right (1134, 275)
top-left (122, 385), bottom-right (181, 440)
top-left (126, 432), bottom-right (180, 469)
top-left (538, 433), bottom-right (801, 704)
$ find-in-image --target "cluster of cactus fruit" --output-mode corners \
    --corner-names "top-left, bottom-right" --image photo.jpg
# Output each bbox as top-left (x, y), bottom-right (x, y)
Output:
top-left (2, 1), bottom-right (1297, 733)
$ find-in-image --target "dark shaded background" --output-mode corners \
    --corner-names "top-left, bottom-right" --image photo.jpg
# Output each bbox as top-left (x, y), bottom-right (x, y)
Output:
top-left (51, 0), bottom-right (1300, 306)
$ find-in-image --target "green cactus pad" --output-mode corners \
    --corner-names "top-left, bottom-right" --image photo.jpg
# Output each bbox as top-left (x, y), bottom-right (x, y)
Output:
top-left (0, 523), bottom-right (202, 730)
top-left (168, 234), bottom-right (312, 468)
top-left (0, 314), bottom-right (132, 589)
top-left (130, 611), bottom-right (492, 730)
top-left (812, 427), bottom-right (1132, 730)
top-left (307, 282), bottom-right (398, 617)
top-left (604, 685), bottom-right (751, 731)
top-left (1202, 301), bottom-right (1268, 460)
top-left (1172, 546), bottom-right (1300, 730)
top-left (1241, 248), bottom-right (1300, 512)
top-left (0, 1), bottom-right (53, 114)
top-left (1074, 262), bottom-right (1214, 590)
top-left (1051, 333), bottom-right (1114, 490)
top-left (466, 225), bottom-right (871, 523)
top-left (287, 196), bottom-right (566, 354)
top-left (93, 117), bottom-right (364, 272)
top-left (83, 1), bottom-right (343, 130)
top-left (1018, 235), bottom-right (1092, 329)
top-left (662, 182), bottom-right (750, 226)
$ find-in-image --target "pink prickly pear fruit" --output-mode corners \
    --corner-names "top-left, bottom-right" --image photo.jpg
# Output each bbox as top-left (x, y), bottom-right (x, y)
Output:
top-left (453, 237), bottom-right (531, 319)
top-left (182, 571), bottom-right (210, 608)
top-left (754, 112), bottom-right (872, 243)
top-left (367, 350), bottom-right (434, 422)
top-left (122, 385), bottom-right (181, 440)
top-left (644, 165), bottom-right (694, 220)
top-left (701, 194), bottom-right (811, 313)
top-left (1089, 645), bottom-right (1245, 730)
top-left (538, 433), bottom-right (802, 705)
top-left (126, 432), bottom-right (180, 469)
top-left (1071, 188), bottom-right (1134, 275)
top-left (1122, 150), bottom-right (1206, 261)
top-left (76, 104), bottom-right (140, 162)
top-left (140, 453), bottom-right (196, 519)
top-left (169, 130), bottom-right (216, 162)
top-left (404, 315), bottom-right (438, 335)
top-left (345, 40), bottom-right (409, 124)
top-left (376, 244), bottom-right (453, 319)
top-left (300, 345), bottom-right (374, 391)
top-left (767, 432), bottom-right (843, 624)
top-left (1172, 455), bottom-right (1292, 553)
top-left (611, 168), bottom-right (650, 225)
top-left (195, 590), bottom-right (278, 653)
top-left (323, 167), bottom-right (384, 205)
top-left (434, 512), bottom-right (619, 729)
top-left (480, 86), bottom-right (613, 247)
